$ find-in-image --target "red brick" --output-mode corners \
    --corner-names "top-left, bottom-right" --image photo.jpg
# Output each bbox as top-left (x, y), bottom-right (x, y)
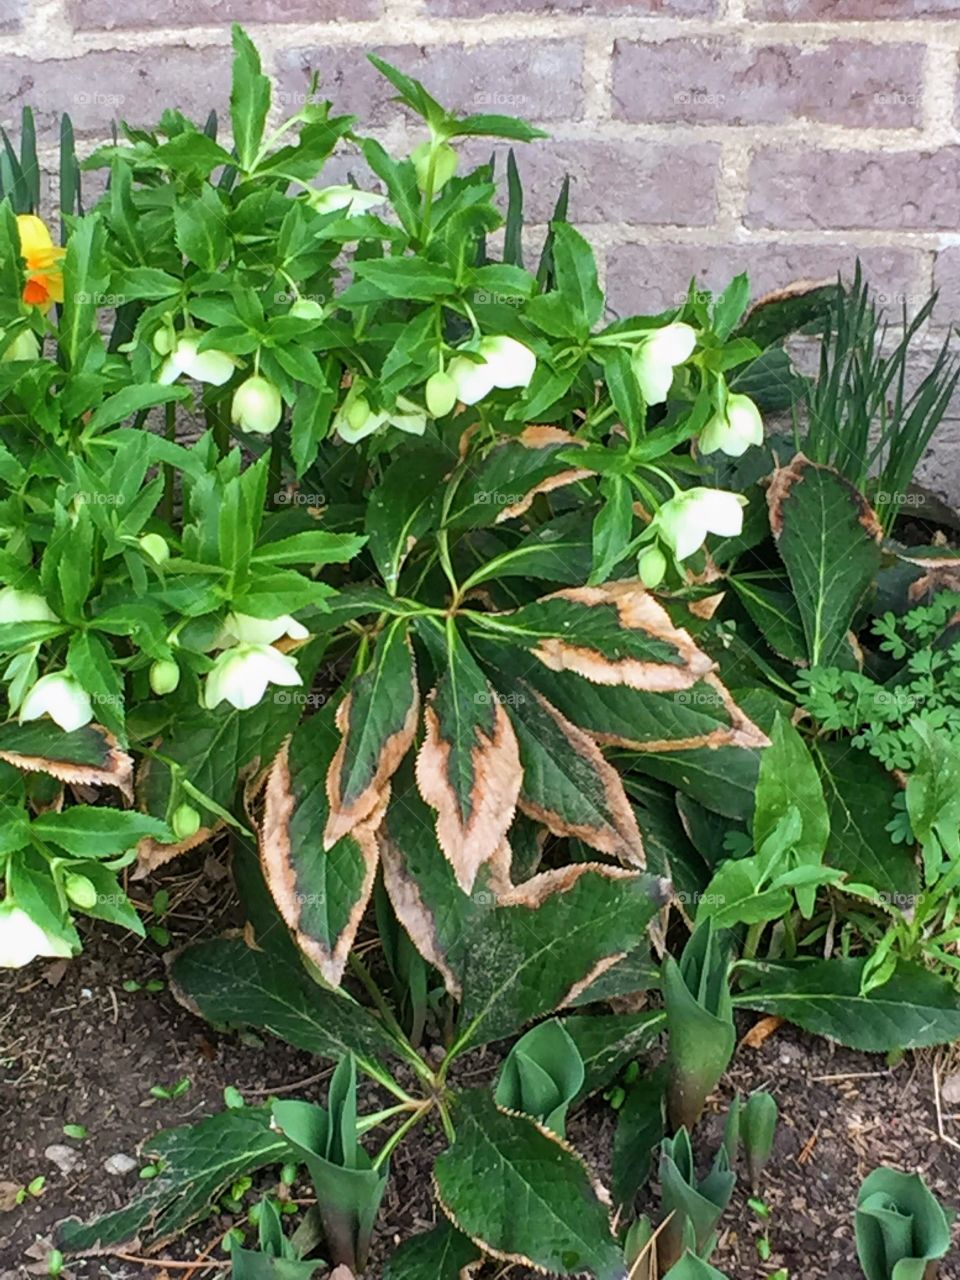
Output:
top-left (746, 148), bottom-right (960, 232)
top-left (275, 41), bottom-right (585, 127)
top-left (428, 0), bottom-right (715, 13)
top-left (471, 139), bottom-right (720, 226)
top-left (0, 47), bottom-right (233, 136)
top-left (612, 38), bottom-right (923, 128)
top-left (933, 247), bottom-right (960, 324)
top-left (605, 242), bottom-right (923, 318)
top-left (749, 0), bottom-right (956, 17)
top-left (69, 0), bottom-right (379, 30)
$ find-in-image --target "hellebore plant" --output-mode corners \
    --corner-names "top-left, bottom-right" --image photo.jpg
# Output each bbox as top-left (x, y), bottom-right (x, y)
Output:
top-left (855, 1168), bottom-right (952, 1280)
top-left (230, 1197), bottom-right (321, 1280)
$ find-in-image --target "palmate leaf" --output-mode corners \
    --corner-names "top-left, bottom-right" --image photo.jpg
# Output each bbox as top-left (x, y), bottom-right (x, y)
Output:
top-left (261, 707), bottom-right (381, 986)
top-left (324, 620), bottom-right (418, 848)
top-left (415, 621), bottom-right (521, 894)
top-left (58, 1107), bottom-right (290, 1251)
top-left (434, 1090), bottom-right (626, 1280)
top-left (767, 455), bottom-right (883, 668)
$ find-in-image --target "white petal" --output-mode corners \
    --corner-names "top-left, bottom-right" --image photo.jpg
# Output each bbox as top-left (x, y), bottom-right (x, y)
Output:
top-left (632, 349), bottom-right (675, 406)
top-left (0, 906), bottom-right (72, 967)
top-left (20, 674), bottom-right (93, 732)
top-left (181, 343), bottom-right (236, 387)
top-left (255, 645), bottom-right (303, 688)
top-left (646, 322), bottom-right (697, 367)
top-left (480, 336), bottom-right (537, 389)
top-left (700, 489), bottom-right (746, 539)
top-left (0, 588), bottom-right (57, 624)
top-left (336, 405), bottom-right (388, 443)
top-left (157, 353), bottom-right (183, 385)
top-left (447, 355), bottom-right (495, 406)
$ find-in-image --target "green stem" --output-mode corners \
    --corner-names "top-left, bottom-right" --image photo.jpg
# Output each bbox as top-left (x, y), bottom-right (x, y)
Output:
top-left (356, 1101), bottom-right (419, 1136)
top-left (347, 954), bottom-right (434, 1085)
top-left (162, 401), bottom-right (176, 523)
top-left (373, 1101), bottom-right (432, 1171)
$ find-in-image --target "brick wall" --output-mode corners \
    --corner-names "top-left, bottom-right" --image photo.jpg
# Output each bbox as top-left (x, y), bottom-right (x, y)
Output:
top-left (2, 0), bottom-right (960, 499)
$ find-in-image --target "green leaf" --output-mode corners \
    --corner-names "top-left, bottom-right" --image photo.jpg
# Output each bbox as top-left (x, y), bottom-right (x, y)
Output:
top-left (600, 347), bottom-right (645, 445)
top-left (57, 1108), bottom-right (289, 1250)
top-left (664, 922), bottom-right (735, 1132)
top-left (383, 1221), bottom-right (481, 1280)
top-left (612, 1066), bottom-right (666, 1207)
top-left (551, 221), bottom-right (603, 331)
top-left (260, 706), bottom-right (385, 986)
top-left (658, 1131), bottom-right (735, 1271)
top-left (174, 184), bottom-right (229, 272)
top-left (712, 273), bottom-right (750, 342)
top-left (855, 1167), bottom-right (952, 1280)
top-left (590, 475), bottom-right (634, 584)
top-left (367, 54), bottom-right (447, 132)
top-left (0, 719), bottom-right (132, 793)
top-left (563, 1010), bottom-right (665, 1098)
top-left (414, 621), bottom-right (521, 894)
top-left (252, 530), bottom-right (365, 567)
top-left (730, 579), bottom-right (807, 665)
top-left (734, 957), bottom-right (960, 1050)
top-left (736, 279), bottom-right (838, 348)
top-left (85, 384), bottom-right (190, 433)
top-left (768, 456), bottom-right (883, 668)
top-left (60, 214), bottom-right (109, 369)
top-left (815, 740), bottom-right (918, 901)
top-left (494, 1019), bottom-right (585, 1136)
top-left (365, 446), bottom-right (451, 592)
top-left (31, 806), bottom-right (169, 857)
top-left (730, 345), bottom-right (807, 413)
top-left (451, 114), bottom-right (547, 142)
top-left (352, 256), bottom-right (457, 301)
top-left (458, 864), bottom-right (668, 1047)
top-left (169, 937), bottom-right (406, 1068)
top-left (325, 620), bottom-right (418, 848)
top-left (434, 1090), bottom-right (626, 1279)
top-left (231, 24), bottom-right (271, 173)
top-left (663, 1255), bottom-right (731, 1280)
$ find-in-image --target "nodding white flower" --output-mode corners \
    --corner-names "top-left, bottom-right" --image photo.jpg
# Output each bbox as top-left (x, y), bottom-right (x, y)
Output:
top-left (447, 336), bottom-right (537, 406)
top-left (289, 298), bottom-right (326, 321)
top-left (231, 375), bottom-right (283, 435)
top-left (203, 644), bottom-right (302, 711)
top-left (334, 387), bottom-right (427, 444)
top-left (699, 393), bottom-right (764, 458)
top-left (222, 612), bottom-right (310, 647)
top-left (158, 336), bottom-right (236, 387)
top-left (19, 672), bottom-right (93, 733)
top-left (309, 186), bottom-right (385, 217)
top-left (631, 323), bottom-right (697, 405)
top-left (1, 329), bottom-right (40, 362)
top-left (411, 140), bottom-right (459, 193)
top-left (655, 487), bottom-right (747, 562)
top-left (0, 587), bottom-right (57, 624)
top-left (0, 902), bottom-right (72, 968)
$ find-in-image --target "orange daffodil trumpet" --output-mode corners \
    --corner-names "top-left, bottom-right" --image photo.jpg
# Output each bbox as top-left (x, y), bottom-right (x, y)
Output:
top-left (16, 214), bottom-right (65, 310)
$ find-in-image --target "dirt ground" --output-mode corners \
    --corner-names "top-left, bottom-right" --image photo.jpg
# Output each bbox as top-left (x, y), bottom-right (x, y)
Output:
top-left (2, 856), bottom-right (960, 1280)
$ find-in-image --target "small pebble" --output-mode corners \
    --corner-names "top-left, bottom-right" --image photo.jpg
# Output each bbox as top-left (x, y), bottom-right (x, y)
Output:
top-left (44, 1145), bottom-right (80, 1175)
top-left (103, 1153), bottom-right (137, 1176)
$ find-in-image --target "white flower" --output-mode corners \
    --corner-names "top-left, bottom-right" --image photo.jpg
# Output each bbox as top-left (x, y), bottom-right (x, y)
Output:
top-left (425, 370), bottom-right (458, 418)
top-left (0, 587), bottom-right (57, 624)
top-left (699, 393), bottom-right (764, 458)
top-left (222, 612), bottom-right (310, 646)
top-left (1, 329), bottom-right (40, 362)
top-left (447, 336), bottom-right (537, 406)
top-left (631, 323), bottom-right (697, 405)
top-left (203, 644), bottom-right (302, 711)
top-left (411, 140), bottom-right (459, 193)
top-left (309, 186), bottom-right (385, 217)
top-left (0, 903), bottom-right (72, 968)
top-left (158, 337), bottom-right (236, 387)
top-left (231, 376), bottom-right (283, 435)
top-left (19, 672), bottom-right (93, 732)
top-left (334, 388), bottom-right (427, 444)
top-left (656, 487), bottom-right (747, 562)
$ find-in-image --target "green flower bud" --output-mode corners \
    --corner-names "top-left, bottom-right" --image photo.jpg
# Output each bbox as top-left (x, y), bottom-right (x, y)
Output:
top-left (638, 545), bottom-right (667, 589)
top-left (64, 873), bottom-right (97, 911)
top-left (152, 328), bottom-right (174, 356)
top-left (289, 298), bottom-right (325, 321)
top-left (411, 140), bottom-right (458, 193)
top-left (139, 533), bottom-right (170, 565)
top-left (149, 659), bottom-right (180, 696)
top-left (425, 370), bottom-right (458, 418)
top-left (171, 803), bottom-right (202, 841)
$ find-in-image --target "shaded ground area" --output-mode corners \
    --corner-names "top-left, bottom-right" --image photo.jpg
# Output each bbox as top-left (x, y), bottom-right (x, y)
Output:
top-left (3, 862), bottom-right (960, 1279)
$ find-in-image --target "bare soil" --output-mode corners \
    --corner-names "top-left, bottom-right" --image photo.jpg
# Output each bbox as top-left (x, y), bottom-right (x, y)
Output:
top-left (2, 856), bottom-right (960, 1280)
